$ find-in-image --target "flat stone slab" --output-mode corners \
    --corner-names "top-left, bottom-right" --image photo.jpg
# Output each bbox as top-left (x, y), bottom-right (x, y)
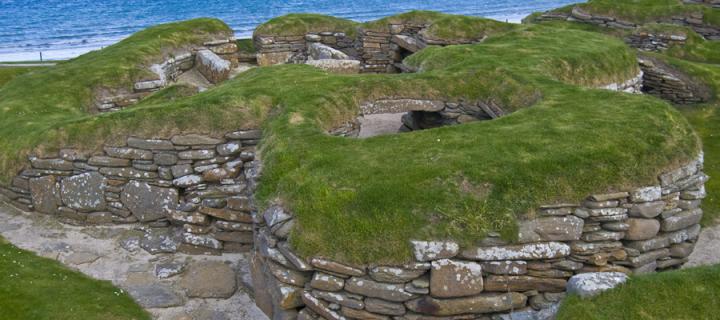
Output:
top-left (179, 261), bottom-right (238, 298)
top-left (566, 272), bottom-right (628, 298)
top-left (64, 251), bottom-right (101, 265)
top-left (128, 284), bottom-right (184, 308)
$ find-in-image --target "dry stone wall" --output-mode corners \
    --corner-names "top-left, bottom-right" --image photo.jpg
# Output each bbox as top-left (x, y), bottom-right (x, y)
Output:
top-left (251, 154), bottom-right (707, 320)
top-left (254, 21), bottom-right (480, 74)
top-left (0, 129), bottom-right (262, 256)
top-left (638, 55), bottom-right (711, 104)
top-left (96, 38), bottom-right (240, 112)
top-left (626, 31), bottom-right (688, 52)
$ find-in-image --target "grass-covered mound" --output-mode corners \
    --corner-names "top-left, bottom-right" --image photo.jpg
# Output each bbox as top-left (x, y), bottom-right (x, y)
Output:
top-left (576, 0), bottom-right (720, 26)
top-left (0, 13), bottom-right (701, 264)
top-left (255, 11), bottom-right (513, 42)
top-left (557, 264), bottom-right (720, 319)
top-left (0, 237), bottom-right (149, 320)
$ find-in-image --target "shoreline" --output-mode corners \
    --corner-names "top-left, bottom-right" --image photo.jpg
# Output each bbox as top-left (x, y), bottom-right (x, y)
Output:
top-left (0, 13), bottom-right (526, 62)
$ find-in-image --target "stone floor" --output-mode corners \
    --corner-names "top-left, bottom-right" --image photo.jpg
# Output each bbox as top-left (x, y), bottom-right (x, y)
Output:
top-left (0, 200), bottom-right (268, 320)
top-left (1, 198), bottom-right (719, 320)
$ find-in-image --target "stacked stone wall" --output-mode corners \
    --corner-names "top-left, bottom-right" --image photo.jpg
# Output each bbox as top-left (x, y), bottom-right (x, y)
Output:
top-left (537, 6), bottom-right (720, 42)
top-left (254, 33), bottom-right (355, 66)
top-left (254, 22), bottom-right (481, 74)
top-left (0, 129), bottom-right (262, 255)
top-left (252, 155), bottom-right (706, 319)
top-left (626, 31), bottom-right (688, 52)
top-left (638, 56), bottom-right (710, 104)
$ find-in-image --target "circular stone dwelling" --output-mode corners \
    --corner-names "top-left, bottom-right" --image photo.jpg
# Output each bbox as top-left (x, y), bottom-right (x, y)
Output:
top-left (0, 9), bottom-right (708, 320)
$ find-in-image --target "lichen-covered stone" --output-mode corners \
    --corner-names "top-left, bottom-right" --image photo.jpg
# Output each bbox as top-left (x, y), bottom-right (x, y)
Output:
top-left (345, 277), bottom-right (417, 302)
top-left (566, 272), bottom-right (628, 298)
top-left (661, 209), bottom-right (702, 232)
top-left (411, 240), bottom-right (459, 262)
top-left (630, 186), bottom-right (662, 202)
top-left (430, 259), bottom-right (483, 298)
top-left (60, 172), bottom-right (107, 212)
top-left (121, 181), bottom-right (178, 222)
top-left (312, 290), bottom-right (364, 309)
top-left (481, 261), bottom-right (527, 275)
top-left (311, 258), bottom-right (365, 277)
top-left (460, 242), bottom-right (570, 261)
top-left (517, 216), bottom-right (584, 243)
top-left (311, 272), bottom-right (345, 291)
top-left (370, 264), bottom-right (429, 283)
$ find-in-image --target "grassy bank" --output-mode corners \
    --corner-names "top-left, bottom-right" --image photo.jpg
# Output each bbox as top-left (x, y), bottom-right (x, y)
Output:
top-left (0, 237), bottom-right (149, 320)
top-left (557, 264), bottom-right (720, 320)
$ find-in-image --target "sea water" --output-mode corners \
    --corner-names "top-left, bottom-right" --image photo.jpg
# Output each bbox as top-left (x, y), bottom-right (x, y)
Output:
top-left (0, 0), bottom-right (580, 61)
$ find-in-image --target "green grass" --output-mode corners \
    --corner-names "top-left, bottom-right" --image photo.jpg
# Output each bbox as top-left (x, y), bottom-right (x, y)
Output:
top-left (0, 15), bottom-right (700, 264)
top-left (0, 66), bottom-right (40, 87)
top-left (0, 237), bottom-right (149, 320)
top-left (557, 264), bottom-right (720, 320)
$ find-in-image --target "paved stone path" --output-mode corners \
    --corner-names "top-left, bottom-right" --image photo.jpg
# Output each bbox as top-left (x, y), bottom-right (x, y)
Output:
top-left (0, 201), bottom-right (267, 320)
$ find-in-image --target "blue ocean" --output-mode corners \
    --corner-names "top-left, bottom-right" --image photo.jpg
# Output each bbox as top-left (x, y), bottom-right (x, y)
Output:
top-left (0, 0), bottom-right (580, 61)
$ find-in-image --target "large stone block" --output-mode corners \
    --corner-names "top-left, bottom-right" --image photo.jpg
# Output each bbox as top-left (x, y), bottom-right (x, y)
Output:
top-left (430, 259), bottom-right (483, 298)
top-left (566, 272), bottom-right (628, 298)
top-left (460, 242), bottom-right (570, 261)
top-left (29, 175), bottom-right (61, 214)
top-left (306, 59), bottom-right (361, 74)
top-left (60, 172), bottom-right (107, 212)
top-left (484, 275), bottom-right (567, 292)
top-left (625, 218), bottom-right (660, 240)
top-left (345, 277), bottom-right (417, 302)
top-left (121, 180), bottom-right (178, 222)
top-left (517, 216), bottom-right (584, 243)
top-left (411, 240), bottom-right (459, 262)
top-left (195, 49), bottom-right (231, 84)
top-left (307, 42), bottom-right (350, 60)
top-left (405, 293), bottom-right (527, 316)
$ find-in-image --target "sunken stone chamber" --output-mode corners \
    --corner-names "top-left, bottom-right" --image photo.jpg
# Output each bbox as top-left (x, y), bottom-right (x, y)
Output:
top-left (96, 38), bottom-right (240, 113)
top-left (331, 99), bottom-right (507, 138)
top-left (1, 130), bottom-right (262, 255)
top-left (252, 154), bottom-right (706, 319)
